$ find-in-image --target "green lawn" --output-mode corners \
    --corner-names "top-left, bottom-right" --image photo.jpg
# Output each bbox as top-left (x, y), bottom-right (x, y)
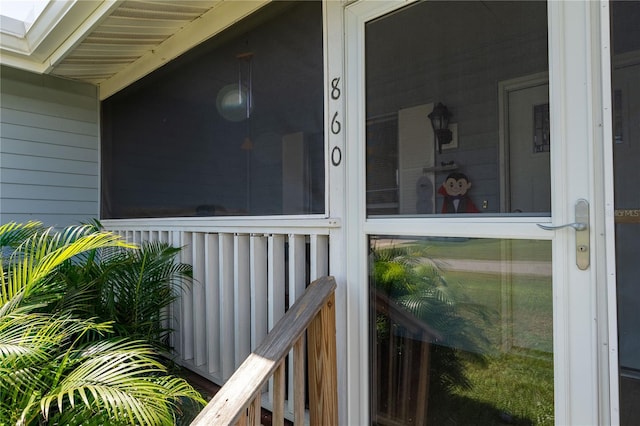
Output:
top-left (428, 352), bottom-right (554, 426)
top-left (372, 238), bottom-right (555, 425)
top-left (435, 268), bottom-right (554, 425)
top-left (406, 238), bottom-right (552, 262)
top-left (445, 270), bottom-right (553, 352)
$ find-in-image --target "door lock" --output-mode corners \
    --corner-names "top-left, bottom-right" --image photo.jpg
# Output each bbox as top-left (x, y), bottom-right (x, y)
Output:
top-left (537, 199), bottom-right (590, 270)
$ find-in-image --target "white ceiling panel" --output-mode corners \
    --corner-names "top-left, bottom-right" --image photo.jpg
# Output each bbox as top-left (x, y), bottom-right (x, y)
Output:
top-left (1, 0), bottom-right (270, 98)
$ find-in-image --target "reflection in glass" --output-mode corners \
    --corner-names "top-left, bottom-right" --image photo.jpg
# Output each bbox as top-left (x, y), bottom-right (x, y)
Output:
top-left (369, 237), bottom-right (553, 425)
top-left (365, 1), bottom-right (549, 216)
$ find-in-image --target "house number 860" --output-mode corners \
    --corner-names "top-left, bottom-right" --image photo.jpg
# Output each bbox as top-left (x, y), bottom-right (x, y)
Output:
top-left (330, 78), bottom-right (341, 135)
top-left (331, 77), bottom-right (341, 100)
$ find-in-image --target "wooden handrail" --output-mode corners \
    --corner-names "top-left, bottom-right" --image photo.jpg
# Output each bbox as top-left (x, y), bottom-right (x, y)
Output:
top-left (191, 276), bottom-right (338, 425)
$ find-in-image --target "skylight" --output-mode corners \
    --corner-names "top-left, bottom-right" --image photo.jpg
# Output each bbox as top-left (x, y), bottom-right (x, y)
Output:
top-left (1, 0), bottom-right (49, 34)
top-left (1, 0), bottom-right (105, 72)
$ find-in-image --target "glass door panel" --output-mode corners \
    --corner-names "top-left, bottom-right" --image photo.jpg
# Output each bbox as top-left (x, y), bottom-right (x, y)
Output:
top-left (365, 1), bottom-right (549, 217)
top-left (369, 237), bottom-right (553, 425)
top-left (610, 1), bottom-right (640, 423)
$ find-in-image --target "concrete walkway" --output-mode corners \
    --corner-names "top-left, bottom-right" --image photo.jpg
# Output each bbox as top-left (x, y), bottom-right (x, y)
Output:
top-left (436, 258), bottom-right (552, 277)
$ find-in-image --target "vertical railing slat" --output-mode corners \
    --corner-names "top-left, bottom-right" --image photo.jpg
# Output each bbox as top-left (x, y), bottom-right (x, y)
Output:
top-left (293, 337), bottom-right (306, 424)
top-left (219, 233), bottom-right (235, 380)
top-left (205, 233), bottom-right (220, 374)
top-left (287, 234), bottom-right (306, 413)
top-left (181, 232), bottom-right (194, 361)
top-left (234, 234), bottom-right (251, 368)
top-left (267, 234), bottom-right (285, 407)
top-left (268, 234), bottom-right (286, 329)
top-left (310, 234), bottom-right (329, 280)
top-left (250, 234), bottom-right (268, 350)
top-left (273, 361), bottom-right (286, 425)
top-left (237, 410), bottom-right (247, 426)
top-left (415, 340), bottom-right (431, 425)
top-left (400, 338), bottom-right (411, 420)
top-left (157, 228), bottom-right (170, 337)
top-left (193, 232), bottom-right (206, 366)
top-left (250, 397), bottom-right (261, 426)
top-left (288, 233), bottom-right (307, 300)
top-left (170, 230), bottom-right (182, 356)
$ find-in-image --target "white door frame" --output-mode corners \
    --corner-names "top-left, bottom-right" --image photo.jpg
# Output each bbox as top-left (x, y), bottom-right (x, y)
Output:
top-left (498, 71), bottom-right (549, 213)
top-left (343, 1), bottom-right (616, 424)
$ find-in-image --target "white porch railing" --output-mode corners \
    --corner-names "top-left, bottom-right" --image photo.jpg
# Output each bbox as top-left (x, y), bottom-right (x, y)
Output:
top-left (102, 217), bottom-right (338, 418)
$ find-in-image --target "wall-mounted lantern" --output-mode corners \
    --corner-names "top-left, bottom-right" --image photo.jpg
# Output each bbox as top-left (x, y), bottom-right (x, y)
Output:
top-left (428, 102), bottom-right (453, 153)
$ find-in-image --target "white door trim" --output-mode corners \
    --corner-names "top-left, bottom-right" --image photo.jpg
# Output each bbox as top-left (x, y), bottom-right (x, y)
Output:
top-left (322, 1), bottom-right (348, 424)
top-left (344, 3), bottom-right (419, 424)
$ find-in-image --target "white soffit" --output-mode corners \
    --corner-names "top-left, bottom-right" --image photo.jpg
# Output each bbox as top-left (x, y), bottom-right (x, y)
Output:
top-left (93, 0), bottom-right (269, 100)
top-left (0, 0), bottom-right (270, 99)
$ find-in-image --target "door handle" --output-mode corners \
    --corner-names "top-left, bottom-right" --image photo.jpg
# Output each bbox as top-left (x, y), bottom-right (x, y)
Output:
top-left (537, 199), bottom-right (590, 270)
top-left (537, 222), bottom-right (587, 231)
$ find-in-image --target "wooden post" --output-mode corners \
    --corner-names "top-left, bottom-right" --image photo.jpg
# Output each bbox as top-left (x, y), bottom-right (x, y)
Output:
top-left (415, 339), bottom-right (431, 425)
top-left (307, 293), bottom-right (338, 425)
top-left (273, 361), bottom-right (285, 425)
top-left (293, 337), bottom-right (306, 423)
top-left (248, 398), bottom-right (260, 426)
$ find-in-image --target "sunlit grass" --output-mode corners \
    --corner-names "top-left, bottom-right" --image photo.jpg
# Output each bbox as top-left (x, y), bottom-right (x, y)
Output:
top-left (385, 238), bottom-right (553, 424)
top-left (413, 238), bottom-right (552, 262)
top-left (444, 270), bottom-right (553, 352)
top-left (430, 268), bottom-right (554, 425)
top-left (438, 351), bottom-right (555, 426)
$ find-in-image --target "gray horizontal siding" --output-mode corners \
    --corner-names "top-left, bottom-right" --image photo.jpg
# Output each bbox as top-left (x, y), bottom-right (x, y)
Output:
top-left (1, 168), bottom-right (99, 188)
top-left (2, 153), bottom-right (98, 175)
top-left (0, 213), bottom-right (96, 226)
top-left (0, 65), bottom-right (100, 227)
top-left (3, 199), bottom-right (98, 215)
top-left (1, 183), bottom-right (98, 201)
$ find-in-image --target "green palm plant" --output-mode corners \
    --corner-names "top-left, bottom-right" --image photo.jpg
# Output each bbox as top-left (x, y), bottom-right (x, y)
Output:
top-left (54, 238), bottom-right (192, 349)
top-left (371, 242), bottom-right (491, 394)
top-left (0, 222), bottom-right (205, 425)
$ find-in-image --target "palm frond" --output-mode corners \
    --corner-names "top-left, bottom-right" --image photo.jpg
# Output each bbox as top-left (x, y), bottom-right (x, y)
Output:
top-left (0, 222), bottom-right (203, 424)
top-left (42, 339), bottom-right (204, 425)
top-left (0, 221), bottom-right (43, 250)
top-left (1, 223), bottom-right (133, 316)
top-left (95, 241), bottom-right (192, 345)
